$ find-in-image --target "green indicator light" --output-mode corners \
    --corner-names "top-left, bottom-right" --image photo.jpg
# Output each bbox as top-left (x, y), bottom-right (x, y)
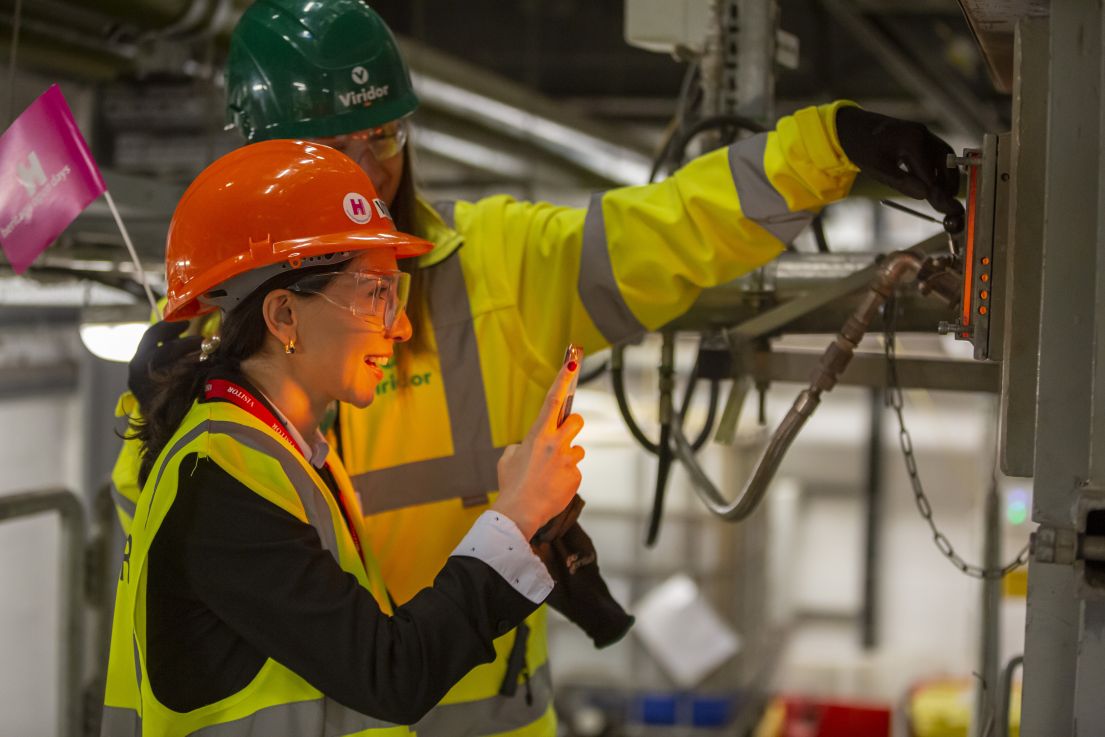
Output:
top-left (1007, 500), bottom-right (1028, 526)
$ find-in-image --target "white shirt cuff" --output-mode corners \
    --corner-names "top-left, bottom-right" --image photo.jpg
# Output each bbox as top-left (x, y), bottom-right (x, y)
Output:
top-left (451, 510), bottom-right (554, 604)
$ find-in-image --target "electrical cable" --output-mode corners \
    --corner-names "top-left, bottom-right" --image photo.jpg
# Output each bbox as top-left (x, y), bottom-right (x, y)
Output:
top-left (648, 60), bottom-right (700, 183)
top-left (577, 359), bottom-right (608, 387)
top-left (811, 212), bottom-right (831, 253)
top-left (610, 345), bottom-right (661, 455)
top-left (645, 422), bottom-right (673, 546)
top-left (677, 354), bottom-right (722, 452)
top-left (611, 342), bottom-right (723, 458)
top-left (670, 113), bottom-right (766, 160)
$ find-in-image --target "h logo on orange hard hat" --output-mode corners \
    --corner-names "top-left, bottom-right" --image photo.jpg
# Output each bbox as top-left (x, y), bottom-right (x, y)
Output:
top-left (344, 192), bottom-right (372, 224)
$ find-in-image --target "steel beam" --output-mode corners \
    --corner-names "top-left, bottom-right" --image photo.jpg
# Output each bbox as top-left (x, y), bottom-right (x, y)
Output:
top-left (667, 242), bottom-right (958, 336)
top-left (1021, 1), bottom-right (1104, 734)
top-left (819, 0), bottom-right (983, 137)
top-left (746, 350), bottom-right (999, 393)
top-left (999, 18), bottom-right (1048, 478)
top-left (0, 364), bottom-right (79, 398)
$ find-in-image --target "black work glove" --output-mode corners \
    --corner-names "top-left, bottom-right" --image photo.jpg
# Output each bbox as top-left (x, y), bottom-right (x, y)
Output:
top-left (127, 320), bottom-right (204, 408)
top-left (534, 502), bottom-right (635, 649)
top-left (532, 494), bottom-right (586, 545)
top-left (836, 105), bottom-right (964, 226)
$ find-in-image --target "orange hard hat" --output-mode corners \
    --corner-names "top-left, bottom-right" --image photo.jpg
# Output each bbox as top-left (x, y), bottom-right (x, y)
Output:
top-left (163, 139), bottom-right (432, 321)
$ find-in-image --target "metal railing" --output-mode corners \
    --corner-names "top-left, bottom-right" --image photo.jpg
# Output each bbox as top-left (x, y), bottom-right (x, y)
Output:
top-left (0, 488), bottom-right (87, 737)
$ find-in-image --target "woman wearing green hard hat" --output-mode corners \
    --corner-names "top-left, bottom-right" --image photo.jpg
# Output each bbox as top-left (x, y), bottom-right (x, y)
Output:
top-left (111, 2), bottom-right (964, 736)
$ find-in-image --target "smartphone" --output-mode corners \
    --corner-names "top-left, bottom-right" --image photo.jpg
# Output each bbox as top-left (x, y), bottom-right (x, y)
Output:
top-left (557, 344), bottom-right (584, 427)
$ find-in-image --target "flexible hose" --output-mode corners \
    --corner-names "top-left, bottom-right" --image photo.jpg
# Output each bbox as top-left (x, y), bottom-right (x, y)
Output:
top-left (674, 251), bottom-right (926, 521)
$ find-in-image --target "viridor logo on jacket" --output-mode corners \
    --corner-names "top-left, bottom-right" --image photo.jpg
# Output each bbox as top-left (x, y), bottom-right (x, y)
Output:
top-left (339, 66), bottom-right (390, 108)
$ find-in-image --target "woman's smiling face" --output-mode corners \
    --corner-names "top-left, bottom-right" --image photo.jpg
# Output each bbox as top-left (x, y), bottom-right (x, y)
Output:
top-left (289, 249), bottom-right (411, 408)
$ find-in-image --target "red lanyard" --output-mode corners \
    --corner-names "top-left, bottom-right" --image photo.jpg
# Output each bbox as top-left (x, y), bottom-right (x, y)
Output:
top-left (206, 379), bottom-right (305, 455)
top-left (204, 378), bottom-right (363, 558)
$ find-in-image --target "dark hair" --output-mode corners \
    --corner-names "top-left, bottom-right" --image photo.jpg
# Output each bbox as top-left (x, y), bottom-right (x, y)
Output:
top-left (131, 264), bottom-right (342, 487)
top-left (391, 144), bottom-right (431, 364)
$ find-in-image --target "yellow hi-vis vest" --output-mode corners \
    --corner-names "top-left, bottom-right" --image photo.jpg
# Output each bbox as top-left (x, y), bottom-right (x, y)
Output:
top-left (337, 103), bottom-right (860, 737)
top-left (101, 398), bottom-right (408, 737)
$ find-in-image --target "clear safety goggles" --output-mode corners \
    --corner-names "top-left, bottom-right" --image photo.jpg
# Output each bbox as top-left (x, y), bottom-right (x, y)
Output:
top-left (289, 269), bottom-right (410, 332)
top-left (310, 118), bottom-right (409, 162)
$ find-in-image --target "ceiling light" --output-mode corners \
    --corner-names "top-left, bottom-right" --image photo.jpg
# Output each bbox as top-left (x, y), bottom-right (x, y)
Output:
top-left (79, 304), bottom-right (150, 363)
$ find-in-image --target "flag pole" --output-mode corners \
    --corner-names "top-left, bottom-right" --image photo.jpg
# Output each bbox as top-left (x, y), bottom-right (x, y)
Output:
top-left (5, 0), bottom-right (22, 125)
top-left (104, 189), bottom-right (162, 320)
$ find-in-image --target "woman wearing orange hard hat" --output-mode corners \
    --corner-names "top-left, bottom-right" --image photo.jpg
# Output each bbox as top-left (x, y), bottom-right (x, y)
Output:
top-left (101, 139), bottom-right (585, 737)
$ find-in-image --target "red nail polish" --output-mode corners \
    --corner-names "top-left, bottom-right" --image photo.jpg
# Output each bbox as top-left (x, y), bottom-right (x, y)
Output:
top-left (567, 360), bottom-right (578, 372)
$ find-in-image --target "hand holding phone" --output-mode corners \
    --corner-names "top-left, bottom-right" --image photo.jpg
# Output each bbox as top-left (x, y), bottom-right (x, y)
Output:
top-left (531, 344), bottom-right (586, 545)
top-left (557, 344), bottom-right (584, 427)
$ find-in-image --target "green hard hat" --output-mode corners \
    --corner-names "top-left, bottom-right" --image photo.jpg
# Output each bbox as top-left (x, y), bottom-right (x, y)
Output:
top-left (226, 0), bottom-right (419, 142)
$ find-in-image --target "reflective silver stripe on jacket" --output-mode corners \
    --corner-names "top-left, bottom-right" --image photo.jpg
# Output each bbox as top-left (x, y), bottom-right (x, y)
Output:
top-left (111, 483), bottom-right (137, 521)
top-left (414, 663), bottom-right (553, 737)
top-left (727, 133), bottom-right (814, 245)
top-left (100, 698), bottom-right (404, 737)
top-left (353, 253), bottom-right (503, 514)
top-left (100, 705), bottom-right (140, 737)
top-left (209, 421), bottom-right (342, 564)
top-left (577, 192), bottom-right (648, 345)
top-left (191, 698), bottom-right (403, 736)
top-left (143, 424), bottom-right (209, 528)
top-left (144, 418), bottom-right (343, 564)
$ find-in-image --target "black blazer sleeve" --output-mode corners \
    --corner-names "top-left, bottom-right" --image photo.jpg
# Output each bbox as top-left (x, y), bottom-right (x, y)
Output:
top-left (152, 455), bottom-right (537, 724)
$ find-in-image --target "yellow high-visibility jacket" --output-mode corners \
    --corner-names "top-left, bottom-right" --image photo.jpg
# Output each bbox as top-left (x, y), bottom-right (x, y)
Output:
top-left (102, 398), bottom-right (404, 737)
top-left (110, 102), bottom-right (859, 737)
top-left (339, 103), bottom-right (859, 737)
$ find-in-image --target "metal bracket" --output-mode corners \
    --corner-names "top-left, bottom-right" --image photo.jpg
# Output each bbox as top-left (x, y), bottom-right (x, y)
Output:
top-left (1032, 526), bottom-right (1079, 565)
top-left (1031, 487), bottom-right (1105, 599)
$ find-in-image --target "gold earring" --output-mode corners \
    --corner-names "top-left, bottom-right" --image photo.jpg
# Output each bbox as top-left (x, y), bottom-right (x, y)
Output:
top-left (284, 338), bottom-right (296, 355)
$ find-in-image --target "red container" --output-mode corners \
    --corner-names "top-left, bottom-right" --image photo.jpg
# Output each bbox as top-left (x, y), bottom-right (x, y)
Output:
top-left (776, 696), bottom-right (891, 737)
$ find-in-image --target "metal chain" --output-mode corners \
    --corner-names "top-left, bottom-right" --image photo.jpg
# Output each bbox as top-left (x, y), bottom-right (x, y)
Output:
top-left (884, 297), bottom-right (1030, 580)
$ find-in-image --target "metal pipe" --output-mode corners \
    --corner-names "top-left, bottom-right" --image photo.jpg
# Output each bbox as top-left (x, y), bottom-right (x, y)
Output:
top-left (667, 241), bottom-right (955, 335)
top-left (996, 655), bottom-right (1024, 737)
top-left (673, 251), bottom-right (925, 521)
top-left (975, 477), bottom-right (1004, 737)
top-left (0, 488), bottom-right (87, 737)
top-left (861, 389), bottom-right (884, 649)
top-left (1080, 536), bottom-right (1105, 562)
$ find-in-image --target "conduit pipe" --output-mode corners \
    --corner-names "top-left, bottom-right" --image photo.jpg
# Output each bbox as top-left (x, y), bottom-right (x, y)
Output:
top-left (673, 250), bottom-right (926, 521)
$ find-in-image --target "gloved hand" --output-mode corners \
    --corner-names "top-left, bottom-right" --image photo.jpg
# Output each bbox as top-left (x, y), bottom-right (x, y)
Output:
top-left (836, 105), bottom-right (964, 228)
top-left (534, 508), bottom-right (634, 649)
top-left (127, 320), bottom-right (203, 408)
top-left (532, 494), bottom-right (585, 545)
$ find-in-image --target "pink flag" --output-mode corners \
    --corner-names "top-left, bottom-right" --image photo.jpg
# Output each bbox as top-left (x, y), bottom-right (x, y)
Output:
top-left (0, 84), bottom-right (107, 274)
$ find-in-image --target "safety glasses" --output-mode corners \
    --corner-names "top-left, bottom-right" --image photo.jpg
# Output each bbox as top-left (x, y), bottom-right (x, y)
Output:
top-left (310, 118), bottom-right (409, 162)
top-left (289, 269), bottom-right (410, 332)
